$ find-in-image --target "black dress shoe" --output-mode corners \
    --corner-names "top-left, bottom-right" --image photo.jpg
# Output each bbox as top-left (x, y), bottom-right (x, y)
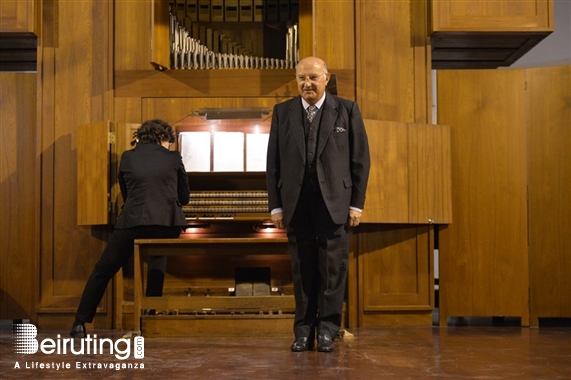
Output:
top-left (291, 337), bottom-right (313, 352)
top-left (317, 334), bottom-right (335, 352)
top-left (69, 324), bottom-right (86, 338)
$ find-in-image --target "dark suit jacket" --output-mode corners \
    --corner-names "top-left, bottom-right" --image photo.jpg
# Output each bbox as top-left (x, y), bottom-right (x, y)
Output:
top-left (114, 143), bottom-right (190, 229)
top-left (266, 94), bottom-right (370, 225)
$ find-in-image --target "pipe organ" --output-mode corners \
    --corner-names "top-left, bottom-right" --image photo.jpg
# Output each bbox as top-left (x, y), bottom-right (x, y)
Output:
top-left (168, 1), bottom-right (299, 70)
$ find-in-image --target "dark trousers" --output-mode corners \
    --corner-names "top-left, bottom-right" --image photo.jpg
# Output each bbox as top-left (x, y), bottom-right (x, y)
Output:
top-left (287, 177), bottom-right (349, 339)
top-left (75, 225), bottom-right (181, 323)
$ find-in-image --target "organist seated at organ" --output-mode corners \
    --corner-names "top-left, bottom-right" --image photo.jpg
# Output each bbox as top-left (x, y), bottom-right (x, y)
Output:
top-left (70, 119), bottom-right (190, 338)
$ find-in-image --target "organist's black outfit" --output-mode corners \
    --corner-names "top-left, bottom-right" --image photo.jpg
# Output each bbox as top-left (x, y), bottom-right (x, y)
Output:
top-left (71, 142), bottom-right (189, 336)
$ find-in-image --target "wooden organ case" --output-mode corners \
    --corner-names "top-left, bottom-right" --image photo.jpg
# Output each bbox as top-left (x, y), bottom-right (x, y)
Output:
top-left (77, 110), bottom-right (295, 337)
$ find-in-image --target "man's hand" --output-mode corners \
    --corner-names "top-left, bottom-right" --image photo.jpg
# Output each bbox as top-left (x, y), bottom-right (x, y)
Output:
top-left (271, 212), bottom-right (285, 229)
top-left (348, 209), bottom-right (362, 227)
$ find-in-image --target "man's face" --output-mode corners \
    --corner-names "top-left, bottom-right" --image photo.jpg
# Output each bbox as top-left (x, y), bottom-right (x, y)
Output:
top-left (295, 58), bottom-right (330, 105)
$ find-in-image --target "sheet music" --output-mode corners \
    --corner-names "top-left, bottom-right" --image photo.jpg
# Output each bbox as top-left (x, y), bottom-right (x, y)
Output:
top-left (213, 132), bottom-right (244, 171)
top-left (179, 132), bottom-right (211, 172)
top-left (246, 133), bottom-right (269, 172)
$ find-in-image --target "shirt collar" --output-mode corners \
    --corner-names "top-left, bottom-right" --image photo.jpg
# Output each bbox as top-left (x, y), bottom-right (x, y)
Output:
top-left (301, 93), bottom-right (326, 111)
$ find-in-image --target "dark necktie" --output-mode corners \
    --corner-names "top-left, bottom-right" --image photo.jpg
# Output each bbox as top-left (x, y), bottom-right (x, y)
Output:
top-left (306, 105), bottom-right (317, 123)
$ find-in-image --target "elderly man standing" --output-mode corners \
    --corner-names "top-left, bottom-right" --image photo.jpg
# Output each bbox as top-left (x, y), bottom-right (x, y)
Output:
top-left (266, 56), bottom-right (370, 352)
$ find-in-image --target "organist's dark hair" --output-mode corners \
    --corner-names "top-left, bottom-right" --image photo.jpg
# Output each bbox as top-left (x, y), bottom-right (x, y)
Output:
top-left (131, 119), bottom-right (176, 146)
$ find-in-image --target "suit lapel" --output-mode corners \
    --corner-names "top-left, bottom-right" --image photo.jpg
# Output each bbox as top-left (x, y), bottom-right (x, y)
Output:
top-left (316, 95), bottom-right (338, 158)
top-left (287, 97), bottom-right (306, 160)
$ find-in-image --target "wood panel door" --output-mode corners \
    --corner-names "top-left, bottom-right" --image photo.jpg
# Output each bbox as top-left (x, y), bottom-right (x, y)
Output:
top-left (362, 120), bottom-right (452, 225)
top-left (77, 122), bottom-right (138, 226)
top-left (431, 0), bottom-right (553, 32)
top-left (362, 120), bottom-right (409, 224)
top-left (437, 69), bottom-right (529, 326)
top-left (407, 123), bottom-right (452, 224)
top-left (77, 121), bottom-right (114, 226)
top-left (356, 225), bottom-right (434, 327)
top-left (527, 65), bottom-right (571, 326)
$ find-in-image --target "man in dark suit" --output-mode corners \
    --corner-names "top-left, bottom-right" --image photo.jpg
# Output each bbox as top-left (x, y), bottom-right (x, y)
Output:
top-left (266, 56), bottom-right (370, 352)
top-left (70, 119), bottom-right (190, 338)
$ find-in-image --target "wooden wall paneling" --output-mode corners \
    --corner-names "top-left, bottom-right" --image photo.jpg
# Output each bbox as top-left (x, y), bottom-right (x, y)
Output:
top-left (0, 0), bottom-right (39, 33)
top-left (329, 69), bottom-right (356, 101)
top-left (407, 123), bottom-right (452, 224)
top-left (437, 69), bottom-right (529, 326)
top-left (297, 0), bottom-right (312, 59)
top-left (152, 0), bottom-right (171, 68)
top-left (360, 120), bottom-right (409, 224)
top-left (93, 0), bottom-right (115, 122)
top-left (357, 225), bottom-right (434, 326)
top-left (115, 69), bottom-right (297, 98)
top-left (356, 0), bottom-right (430, 123)
top-left (114, 0), bottom-right (153, 70)
top-left (431, 0), bottom-right (554, 32)
top-left (37, 0), bottom-right (113, 328)
top-left (527, 65), bottom-right (571, 325)
top-left (114, 123), bottom-right (141, 160)
top-left (144, 98), bottom-right (205, 124)
top-left (412, 0), bottom-right (431, 124)
top-left (113, 97), bottom-right (143, 124)
top-left (51, 0), bottom-right (109, 305)
top-left (311, 0), bottom-right (355, 97)
top-left (110, 123), bottom-right (141, 224)
top-left (77, 122), bottom-right (112, 225)
top-left (38, 0), bottom-right (57, 322)
top-left (0, 73), bottom-right (39, 320)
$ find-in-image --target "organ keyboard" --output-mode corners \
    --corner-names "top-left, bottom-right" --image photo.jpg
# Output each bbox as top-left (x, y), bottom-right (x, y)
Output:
top-left (184, 190), bottom-right (269, 220)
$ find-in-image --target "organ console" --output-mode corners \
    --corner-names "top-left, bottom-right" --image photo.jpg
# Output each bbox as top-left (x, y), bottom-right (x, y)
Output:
top-left (77, 109), bottom-right (295, 336)
top-left (175, 108), bottom-right (274, 222)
